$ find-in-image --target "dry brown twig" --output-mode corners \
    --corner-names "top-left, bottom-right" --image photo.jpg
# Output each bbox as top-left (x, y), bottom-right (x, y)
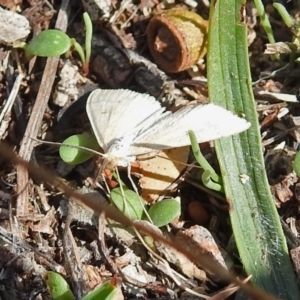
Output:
top-left (16, 0), bottom-right (71, 217)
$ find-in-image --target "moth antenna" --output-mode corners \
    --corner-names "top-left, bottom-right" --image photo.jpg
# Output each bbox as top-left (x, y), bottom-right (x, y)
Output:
top-left (31, 137), bottom-right (105, 158)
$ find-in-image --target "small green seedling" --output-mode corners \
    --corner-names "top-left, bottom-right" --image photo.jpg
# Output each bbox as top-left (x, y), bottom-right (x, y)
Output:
top-left (45, 271), bottom-right (117, 300)
top-left (81, 281), bottom-right (117, 300)
top-left (188, 130), bottom-right (224, 193)
top-left (273, 3), bottom-right (295, 29)
top-left (274, 3), bottom-right (300, 58)
top-left (147, 199), bottom-right (180, 227)
top-left (59, 133), bottom-right (99, 165)
top-left (15, 12), bottom-right (93, 73)
top-left (25, 29), bottom-right (71, 58)
top-left (74, 12), bottom-right (92, 74)
top-left (111, 185), bottom-right (144, 221)
top-left (45, 271), bottom-right (75, 300)
top-left (253, 0), bottom-right (276, 45)
top-left (261, 3), bottom-right (300, 62)
top-left (110, 185), bottom-right (180, 227)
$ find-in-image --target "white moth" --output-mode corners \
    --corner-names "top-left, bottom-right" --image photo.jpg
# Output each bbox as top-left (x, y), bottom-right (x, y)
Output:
top-left (86, 89), bottom-right (250, 168)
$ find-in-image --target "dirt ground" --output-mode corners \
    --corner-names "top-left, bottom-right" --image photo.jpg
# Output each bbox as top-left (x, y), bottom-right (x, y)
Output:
top-left (0, 0), bottom-right (300, 299)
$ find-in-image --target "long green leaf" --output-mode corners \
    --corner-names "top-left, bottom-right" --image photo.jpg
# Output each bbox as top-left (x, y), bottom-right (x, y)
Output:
top-left (207, 0), bottom-right (300, 298)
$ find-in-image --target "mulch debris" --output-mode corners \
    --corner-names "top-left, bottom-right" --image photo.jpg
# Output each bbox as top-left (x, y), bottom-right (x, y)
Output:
top-left (0, 0), bottom-right (300, 299)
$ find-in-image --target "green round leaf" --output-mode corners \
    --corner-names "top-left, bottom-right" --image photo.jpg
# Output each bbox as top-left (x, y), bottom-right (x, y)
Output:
top-left (59, 133), bottom-right (99, 165)
top-left (294, 151), bottom-right (300, 177)
top-left (45, 271), bottom-right (75, 300)
top-left (148, 199), bottom-right (180, 227)
top-left (110, 187), bottom-right (144, 220)
top-left (26, 29), bottom-right (71, 57)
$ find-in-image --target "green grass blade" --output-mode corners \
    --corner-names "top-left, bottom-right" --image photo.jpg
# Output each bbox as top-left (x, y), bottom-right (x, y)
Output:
top-left (207, 0), bottom-right (300, 298)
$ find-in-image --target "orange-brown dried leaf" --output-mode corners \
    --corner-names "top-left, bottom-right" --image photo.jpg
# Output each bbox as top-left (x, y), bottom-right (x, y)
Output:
top-left (138, 146), bottom-right (189, 203)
